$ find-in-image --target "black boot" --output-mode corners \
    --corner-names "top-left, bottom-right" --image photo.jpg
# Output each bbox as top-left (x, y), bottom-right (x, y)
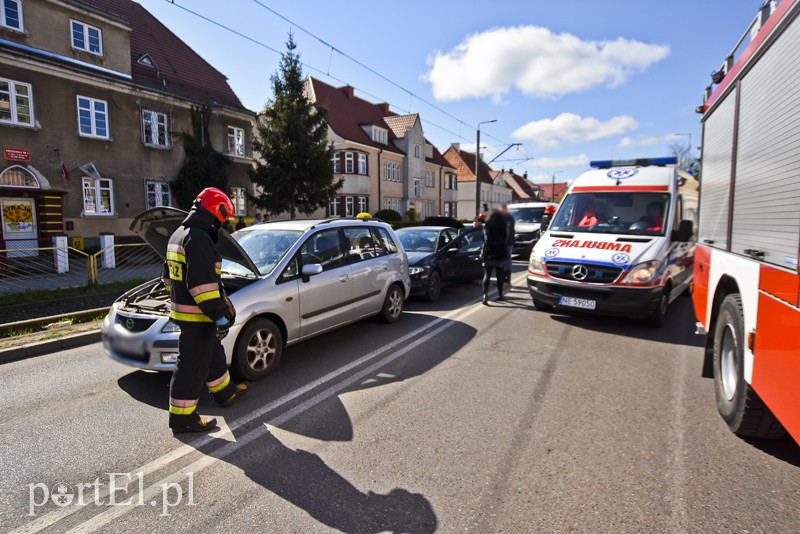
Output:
top-left (212, 382), bottom-right (249, 407)
top-left (169, 412), bottom-right (218, 435)
top-left (482, 292), bottom-right (489, 305)
top-left (496, 284), bottom-right (505, 301)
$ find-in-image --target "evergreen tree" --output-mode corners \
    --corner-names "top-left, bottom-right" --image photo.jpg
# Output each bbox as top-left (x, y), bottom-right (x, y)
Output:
top-left (249, 33), bottom-right (341, 219)
top-left (172, 106), bottom-right (231, 210)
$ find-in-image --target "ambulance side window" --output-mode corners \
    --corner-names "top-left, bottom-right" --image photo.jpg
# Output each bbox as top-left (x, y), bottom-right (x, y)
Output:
top-left (675, 195), bottom-right (683, 223)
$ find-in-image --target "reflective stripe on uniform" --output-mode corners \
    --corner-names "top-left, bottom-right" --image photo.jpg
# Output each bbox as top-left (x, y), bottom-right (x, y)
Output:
top-left (215, 261), bottom-right (222, 275)
top-left (207, 372), bottom-right (230, 393)
top-left (169, 403), bottom-right (197, 415)
top-left (166, 244), bottom-right (186, 263)
top-left (194, 289), bottom-right (221, 303)
top-left (169, 311), bottom-right (213, 322)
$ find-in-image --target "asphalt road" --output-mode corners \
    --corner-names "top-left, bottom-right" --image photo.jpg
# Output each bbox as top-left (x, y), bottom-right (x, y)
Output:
top-left (1, 263), bottom-right (798, 533)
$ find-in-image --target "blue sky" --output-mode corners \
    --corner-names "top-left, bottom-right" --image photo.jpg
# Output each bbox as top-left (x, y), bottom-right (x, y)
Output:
top-left (138, 0), bottom-right (760, 183)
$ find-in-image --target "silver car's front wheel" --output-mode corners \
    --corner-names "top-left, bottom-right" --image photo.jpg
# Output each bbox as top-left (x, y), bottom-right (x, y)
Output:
top-left (232, 318), bottom-right (283, 380)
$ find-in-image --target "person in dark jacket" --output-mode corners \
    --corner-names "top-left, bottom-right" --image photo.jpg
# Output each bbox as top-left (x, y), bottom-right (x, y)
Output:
top-left (500, 204), bottom-right (515, 283)
top-left (481, 210), bottom-right (510, 304)
top-left (163, 187), bottom-right (247, 435)
top-left (235, 216), bottom-right (247, 230)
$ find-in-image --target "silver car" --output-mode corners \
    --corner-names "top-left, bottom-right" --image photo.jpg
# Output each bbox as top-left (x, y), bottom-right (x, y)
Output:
top-left (101, 208), bottom-right (410, 380)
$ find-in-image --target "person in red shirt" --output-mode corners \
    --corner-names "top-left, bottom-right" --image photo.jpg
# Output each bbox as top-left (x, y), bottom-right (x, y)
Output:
top-left (640, 202), bottom-right (664, 232)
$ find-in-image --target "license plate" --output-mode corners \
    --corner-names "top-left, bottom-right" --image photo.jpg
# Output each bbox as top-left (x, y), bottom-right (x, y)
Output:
top-left (559, 296), bottom-right (597, 310)
top-left (110, 336), bottom-right (145, 354)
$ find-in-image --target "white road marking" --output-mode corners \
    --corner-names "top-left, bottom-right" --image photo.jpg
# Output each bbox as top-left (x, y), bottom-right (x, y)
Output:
top-left (11, 271), bottom-right (529, 534)
top-left (63, 300), bottom-right (489, 533)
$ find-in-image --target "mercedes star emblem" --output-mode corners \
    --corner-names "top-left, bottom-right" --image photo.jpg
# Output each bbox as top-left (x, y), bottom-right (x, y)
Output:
top-left (571, 264), bottom-right (589, 281)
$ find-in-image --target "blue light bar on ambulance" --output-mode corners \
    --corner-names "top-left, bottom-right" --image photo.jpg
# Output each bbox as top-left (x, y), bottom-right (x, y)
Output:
top-left (589, 157), bottom-right (678, 169)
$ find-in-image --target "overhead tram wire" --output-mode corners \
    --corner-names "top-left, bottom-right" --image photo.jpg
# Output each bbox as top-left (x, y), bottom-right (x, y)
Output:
top-left (246, 0), bottom-right (532, 157)
top-left (162, 0), bottom-right (469, 142)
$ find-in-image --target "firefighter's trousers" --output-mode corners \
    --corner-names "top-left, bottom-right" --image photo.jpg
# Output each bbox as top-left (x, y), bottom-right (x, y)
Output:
top-left (170, 322), bottom-right (228, 403)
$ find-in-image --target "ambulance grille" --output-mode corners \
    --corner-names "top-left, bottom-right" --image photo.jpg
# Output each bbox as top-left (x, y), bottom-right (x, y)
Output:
top-left (546, 261), bottom-right (622, 284)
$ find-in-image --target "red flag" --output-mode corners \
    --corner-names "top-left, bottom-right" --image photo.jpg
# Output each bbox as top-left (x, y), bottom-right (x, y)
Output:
top-left (60, 158), bottom-right (69, 181)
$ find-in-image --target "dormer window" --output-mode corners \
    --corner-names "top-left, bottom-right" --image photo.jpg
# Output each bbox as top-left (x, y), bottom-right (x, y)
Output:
top-left (371, 126), bottom-right (388, 145)
top-left (1, 0), bottom-right (23, 31)
top-left (137, 53), bottom-right (157, 69)
top-left (71, 20), bottom-right (103, 56)
top-left (425, 144), bottom-right (433, 159)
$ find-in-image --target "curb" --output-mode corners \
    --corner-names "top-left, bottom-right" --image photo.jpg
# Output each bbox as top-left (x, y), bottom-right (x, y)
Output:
top-left (0, 330), bottom-right (102, 365)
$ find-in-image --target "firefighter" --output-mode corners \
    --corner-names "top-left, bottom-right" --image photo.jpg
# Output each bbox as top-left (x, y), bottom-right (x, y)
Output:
top-left (163, 187), bottom-right (248, 434)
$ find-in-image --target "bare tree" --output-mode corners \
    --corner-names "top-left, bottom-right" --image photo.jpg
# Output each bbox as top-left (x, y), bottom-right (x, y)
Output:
top-left (668, 141), bottom-right (699, 176)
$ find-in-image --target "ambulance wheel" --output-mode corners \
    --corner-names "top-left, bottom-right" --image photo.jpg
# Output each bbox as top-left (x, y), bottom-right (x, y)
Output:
top-left (645, 288), bottom-right (669, 327)
top-left (713, 294), bottom-right (786, 439)
top-left (232, 318), bottom-right (283, 381)
top-left (533, 299), bottom-right (553, 312)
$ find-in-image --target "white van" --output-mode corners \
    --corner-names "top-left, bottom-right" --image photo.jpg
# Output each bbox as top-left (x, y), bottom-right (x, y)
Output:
top-left (527, 157), bottom-right (695, 326)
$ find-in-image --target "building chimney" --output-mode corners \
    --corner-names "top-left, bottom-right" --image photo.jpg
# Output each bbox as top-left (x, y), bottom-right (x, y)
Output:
top-left (341, 85), bottom-right (355, 99)
top-left (524, 171), bottom-right (528, 179)
top-left (377, 102), bottom-right (390, 114)
top-left (450, 142), bottom-right (460, 152)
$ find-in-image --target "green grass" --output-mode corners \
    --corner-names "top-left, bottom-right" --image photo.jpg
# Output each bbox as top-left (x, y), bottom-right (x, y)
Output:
top-left (0, 279), bottom-right (148, 308)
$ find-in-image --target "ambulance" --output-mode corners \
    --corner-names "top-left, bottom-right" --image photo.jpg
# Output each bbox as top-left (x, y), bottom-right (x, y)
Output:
top-left (527, 157), bottom-right (695, 327)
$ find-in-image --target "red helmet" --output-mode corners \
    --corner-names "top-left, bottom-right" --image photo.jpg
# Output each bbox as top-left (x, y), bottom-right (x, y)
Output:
top-left (195, 187), bottom-right (235, 224)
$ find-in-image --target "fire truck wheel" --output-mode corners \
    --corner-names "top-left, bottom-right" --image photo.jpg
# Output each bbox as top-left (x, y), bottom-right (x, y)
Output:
top-left (713, 294), bottom-right (786, 439)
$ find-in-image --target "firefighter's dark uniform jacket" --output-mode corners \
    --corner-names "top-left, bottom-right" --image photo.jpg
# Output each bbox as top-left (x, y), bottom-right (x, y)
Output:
top-left (163, 209), bottom-right (229, 323)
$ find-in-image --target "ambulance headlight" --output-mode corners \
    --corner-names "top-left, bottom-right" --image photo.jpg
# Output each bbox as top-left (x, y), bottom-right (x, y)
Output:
top-left (621, 260), bottom-right (659, 285)
top-left (529, 257), bottom-right (546, 275)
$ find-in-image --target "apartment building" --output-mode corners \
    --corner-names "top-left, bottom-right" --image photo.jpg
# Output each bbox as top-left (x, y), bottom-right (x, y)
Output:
top-left (443, 144), bottom-right (513, 217)
top-left (0, 0), bottom-right (255, 249)
top-left (305, 77), bottom-right (458, 219)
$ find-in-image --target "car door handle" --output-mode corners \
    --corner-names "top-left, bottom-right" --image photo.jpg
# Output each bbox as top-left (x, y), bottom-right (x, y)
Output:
top-left (383, 264), bottom-right (390, 270)
top-left (339, 274), bottom-right (349, 282)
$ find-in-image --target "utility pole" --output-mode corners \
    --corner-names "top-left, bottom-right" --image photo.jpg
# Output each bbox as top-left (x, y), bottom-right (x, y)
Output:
top-left (475, 119), bottom-right (497, 217)
top-left (551, 170), bottom-right (563, 202)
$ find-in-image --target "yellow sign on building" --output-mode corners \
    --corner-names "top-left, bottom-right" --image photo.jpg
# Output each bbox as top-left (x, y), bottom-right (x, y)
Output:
top-left (70, 237), bottom-right (85, 250)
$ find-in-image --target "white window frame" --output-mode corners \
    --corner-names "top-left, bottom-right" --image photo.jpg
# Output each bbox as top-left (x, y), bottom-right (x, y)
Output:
top-left (329, 197), bottom-right (339, 216)
top-left (231, 187), bottom-right (247, 216)
top-left (0, 78), bottom-right (34, 127)
top-left (144, 179), bottom-right (172, 209)
top-left (345, 152), bottom-right (354, 174)
top-left (141, 109), bottom-right (170, 148)
top-left (425, 144), bottom-right (433, 159)
top-left (413, 144), bottom-right (421, 158)
top-left (371, 126), bottom-right (387, 145)
top-left (332, 153), bottom-right (340, 174)
top-left (345, 196), bottom-right (354, 217)
top-left (357, 153), bottom-right (367, 175)
top-left (77, 95), bottom-right (109, 139)
top-left (413, 179), bottom-right (422, 198)
top-left (425, 170), bottom-right (435, 188)
top-left (1, 0), bottom-right (23, 31)
top-left (82, 177), bottom-right (114, 216)
top-left (71, 19), bottom-right (103, 56)
top-left (227, 126), bottom-right (245, 157)
top-left (358, 196), bottom-right (367, 214)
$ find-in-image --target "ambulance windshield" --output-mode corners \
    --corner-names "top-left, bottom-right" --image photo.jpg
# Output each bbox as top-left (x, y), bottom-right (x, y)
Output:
top-left (550, 192), bottom-right (670, 236)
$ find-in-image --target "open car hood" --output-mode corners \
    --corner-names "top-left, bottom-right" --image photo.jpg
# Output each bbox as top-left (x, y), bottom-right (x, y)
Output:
top-left (130, 207), bottom-right (260, 276)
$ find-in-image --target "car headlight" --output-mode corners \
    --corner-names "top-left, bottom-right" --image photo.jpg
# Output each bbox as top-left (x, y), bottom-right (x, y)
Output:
top-left (621, 260), bottom-right (660, 285)
top-left (529, 257), bottom-right (545, 275)
top-left (161, 320), bottom-right (181, 333)
top-left (409, 265), bottom-right (431, 276)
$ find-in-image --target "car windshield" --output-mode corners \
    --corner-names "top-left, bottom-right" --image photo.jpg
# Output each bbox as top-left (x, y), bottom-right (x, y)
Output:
top-left (397, 230), bottom-right (440, 252)
top-left (550, 192), bottom-right (670, 236)
top-left (221, 228), bottom-right (303, 276)
top-left (508, 207), bottom-right (545, 224)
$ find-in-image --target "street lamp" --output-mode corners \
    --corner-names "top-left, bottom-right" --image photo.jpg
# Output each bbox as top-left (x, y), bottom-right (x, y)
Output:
top-left (475, 119), bottom-right (497, 217)
top-left (551, 171), bottom-right (563, 202)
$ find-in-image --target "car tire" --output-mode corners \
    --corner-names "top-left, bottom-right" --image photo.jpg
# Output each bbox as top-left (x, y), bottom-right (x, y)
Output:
top-left (713, 294), bottom-right (786, 439)
top-left (645, 287), bottom-right (669, 327)
top-left (231, 318), bottom-right (283, 381)
top-left (378, 284), bottom-right (404, 324)
top-left (532, 299), bottom-right (553, 312)
top-left (424, 270), bottom-right (442, 302)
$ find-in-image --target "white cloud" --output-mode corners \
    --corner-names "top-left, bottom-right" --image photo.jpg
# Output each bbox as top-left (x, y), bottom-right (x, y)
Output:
top-left (534, 154), bottom-right (589, 169)
top-left (425, 26), bottom-right (669, 102)
top-left (619, 134), bottom-right (680, 148)
top-left (512, 113), bottom-right (639, 150)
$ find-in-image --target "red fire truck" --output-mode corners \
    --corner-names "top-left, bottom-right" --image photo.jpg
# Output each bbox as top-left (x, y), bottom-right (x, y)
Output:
top-left (694, 0), bottom-right (800, 443)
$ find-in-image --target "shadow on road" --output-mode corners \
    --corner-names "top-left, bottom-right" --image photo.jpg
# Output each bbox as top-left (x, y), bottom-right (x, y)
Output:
top-left (745, 435), bottom-right (800, 468)
top-left (546, 295), bottom-right (703, 348)
top-left (119, 317), bottom-right (477, 533)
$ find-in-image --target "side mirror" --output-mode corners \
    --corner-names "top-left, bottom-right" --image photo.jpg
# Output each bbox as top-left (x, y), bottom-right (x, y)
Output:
top-left (673, 220), bottom-right (694, 242)
top-left (301, 263), bottom-right (323, 282)
top-left (540, 214), bottom-right (551, 232)
top-left (446, 247), bottom-right (459, 256)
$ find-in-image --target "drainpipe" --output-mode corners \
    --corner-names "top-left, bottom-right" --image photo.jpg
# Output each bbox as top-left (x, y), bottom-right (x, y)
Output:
top-left (377, 148), bottom-right (383, 214)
